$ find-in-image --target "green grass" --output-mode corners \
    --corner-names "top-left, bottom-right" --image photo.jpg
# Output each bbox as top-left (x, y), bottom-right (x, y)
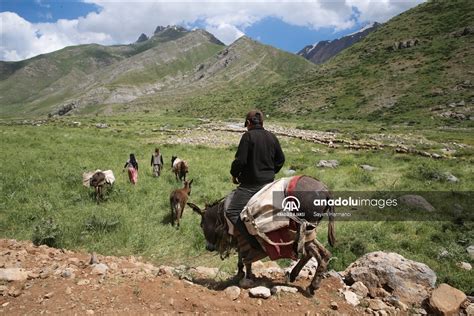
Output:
top-left (0, 115), bottom-right (472, 294)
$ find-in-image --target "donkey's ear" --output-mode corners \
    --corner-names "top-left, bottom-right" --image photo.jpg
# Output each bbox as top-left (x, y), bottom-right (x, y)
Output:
top-left (189, 179), bottom-right (193, 186)
top-left (187, 202), bottom-right (203, 215)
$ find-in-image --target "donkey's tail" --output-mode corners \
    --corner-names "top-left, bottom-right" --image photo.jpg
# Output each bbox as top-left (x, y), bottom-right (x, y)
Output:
top-left (327, 204), bottom-right (336, 247)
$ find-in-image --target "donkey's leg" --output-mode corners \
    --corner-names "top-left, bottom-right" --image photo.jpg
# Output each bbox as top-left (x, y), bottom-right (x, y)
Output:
top-left (288, 253), bottom-right (312, 283)
top-left (170, 204), bottom-right (175, 226)
top-left (236, 252), bottom-right (245, 280)
top-left (306, 240), bottom-right (332, 295)
top-left (245, 262), bottom-right (255, 280)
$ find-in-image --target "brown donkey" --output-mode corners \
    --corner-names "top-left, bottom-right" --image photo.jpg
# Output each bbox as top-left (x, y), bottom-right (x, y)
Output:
top-left (188, 176), bottom-right (335, 295)
top-left (171, 156), bottom-right (189, 181)
top-left (90, 172), bottom-right (107, 203)
top-left (169, 179), bottom-right (193, 227)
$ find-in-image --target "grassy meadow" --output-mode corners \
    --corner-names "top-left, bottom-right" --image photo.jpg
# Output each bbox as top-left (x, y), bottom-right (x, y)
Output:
top-left (0, 115), bottom-right (473, 294)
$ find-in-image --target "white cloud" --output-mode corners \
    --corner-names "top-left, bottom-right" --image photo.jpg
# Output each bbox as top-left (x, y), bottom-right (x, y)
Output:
top-left (0, 0), bottom-right (425, 61)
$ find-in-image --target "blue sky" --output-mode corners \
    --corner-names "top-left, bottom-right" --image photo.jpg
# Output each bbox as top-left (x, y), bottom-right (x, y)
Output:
top-left (1, 0), bottom-right (100, 22)
top-left (0, 0), bottom-right (424, 61)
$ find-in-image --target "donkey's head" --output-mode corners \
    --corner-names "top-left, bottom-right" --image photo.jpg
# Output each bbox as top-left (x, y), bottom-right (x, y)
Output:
top-left (183, 179), bottom-right (193, 195)
top-left (187, 202), bottom-right (221, 252)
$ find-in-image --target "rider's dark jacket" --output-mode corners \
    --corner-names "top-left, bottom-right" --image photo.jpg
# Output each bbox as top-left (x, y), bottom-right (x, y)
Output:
top-left (230, 125), bottom-right (285, 186)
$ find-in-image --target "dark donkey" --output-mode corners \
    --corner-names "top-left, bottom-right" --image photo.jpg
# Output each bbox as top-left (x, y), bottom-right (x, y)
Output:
top-left (90, 172), bottom-right (107, 202)
top-left (188, 176), bottom-right (335, 295)
top-left (170, 179), bottom-right (193, 227)
top-left (171, 156), bottom-right (189, 181)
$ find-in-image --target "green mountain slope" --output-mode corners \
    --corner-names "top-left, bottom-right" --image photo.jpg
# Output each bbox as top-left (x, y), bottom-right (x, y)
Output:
top-left (0, 26), bottom-right (222, 117)
top-left (262, 0), bottom-right (474, 125)
top-left (0, 26), bottom-right (313, 118)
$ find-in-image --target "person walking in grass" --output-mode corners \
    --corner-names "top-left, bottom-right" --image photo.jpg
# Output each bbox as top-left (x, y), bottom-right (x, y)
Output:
top-left (226, 110), bottom-right (285, 250)
top-left (151, 148), bottom-right (164, 177)
top-left (123, 153), bottom-right (139, 184)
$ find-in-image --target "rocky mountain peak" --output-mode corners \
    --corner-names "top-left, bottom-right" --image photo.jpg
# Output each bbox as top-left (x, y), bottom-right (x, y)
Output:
top-left (136, 33), bottom-right (149, 43)
top-left (154, 25), bottom-right (188, 35)
top-left (298, 22), bottom-right (381, 64)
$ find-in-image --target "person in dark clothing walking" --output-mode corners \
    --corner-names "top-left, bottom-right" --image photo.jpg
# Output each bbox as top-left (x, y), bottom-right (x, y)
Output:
top-left (226, 110), bottom-right (285, 250)
top-left (150, 148), bottom-right (164, 177)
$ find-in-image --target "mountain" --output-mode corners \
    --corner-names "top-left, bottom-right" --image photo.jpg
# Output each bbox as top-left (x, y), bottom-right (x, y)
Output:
top-left (1, 0), bottom-right (473, 124)
top-left (0, 26), bottom-right (312, 118)
top-left (298, 22), bottom-right (381, 64)
top-left (136, 33), bottom-right (149, 43)
top-left (229, 0), bottom-right (472, 126)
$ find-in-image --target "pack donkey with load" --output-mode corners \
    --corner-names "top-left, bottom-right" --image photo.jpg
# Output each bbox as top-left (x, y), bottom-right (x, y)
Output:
top-left (188, 175), bottom-right (335, 295)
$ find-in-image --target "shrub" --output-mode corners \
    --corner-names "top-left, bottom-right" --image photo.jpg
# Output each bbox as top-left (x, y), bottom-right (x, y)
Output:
top-left (84, 215), bottom-right (120, 233)
top-left (32, 218), bottom-right (62, 248)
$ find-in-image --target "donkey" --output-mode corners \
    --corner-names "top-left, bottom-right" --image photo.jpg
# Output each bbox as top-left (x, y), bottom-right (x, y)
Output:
top-left (90, 171), bottom-right (107, 203)
top-left (170, 179), bottom-right (193, 227)
top-left (187, 176), bottom-right (335, 295)
top-left (171, 156), bottom-right (189, 181)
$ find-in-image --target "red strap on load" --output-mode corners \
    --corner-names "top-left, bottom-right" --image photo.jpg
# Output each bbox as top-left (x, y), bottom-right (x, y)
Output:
top-left (285, 175), bottom-right (303, 197)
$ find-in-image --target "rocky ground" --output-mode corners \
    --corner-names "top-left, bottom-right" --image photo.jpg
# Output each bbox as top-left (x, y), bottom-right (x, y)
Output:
top-left (1, 239), bottom-right (473, 315)
top-left (0, 239), bottom-right (358, 315)
top-left (0, 239), bottom-right (474, 316)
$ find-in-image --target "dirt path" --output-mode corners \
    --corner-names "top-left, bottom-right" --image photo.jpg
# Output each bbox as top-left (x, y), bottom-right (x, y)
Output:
top-left (0, 239), bottom-right (362, 315)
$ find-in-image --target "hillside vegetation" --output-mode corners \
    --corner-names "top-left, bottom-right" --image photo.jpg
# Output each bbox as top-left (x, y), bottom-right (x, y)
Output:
top-left (272, 0), bottom-right (474, 125)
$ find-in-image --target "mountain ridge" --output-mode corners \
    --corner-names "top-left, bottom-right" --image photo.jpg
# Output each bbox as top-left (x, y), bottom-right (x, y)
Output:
top-left (298, 22), bottom-right (381, 64)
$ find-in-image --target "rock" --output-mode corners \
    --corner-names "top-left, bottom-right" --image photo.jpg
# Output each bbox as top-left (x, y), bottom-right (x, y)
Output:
top-left (77, 279), bottom-right (90, 286)
top-left (438, 249), bottom-right (450, 259)
top-left (192, 266), bottom-right (218, 278)
top-left (413, 308), bottom-right (427, 315)
top-left (61, 268), bottom-right (75, 279)
top-left (91, 263), bottom-right (108, 275)
top-left (0, 268), bottom-right (29, 281)
top-left (95, 123), bottom-right (108, 129)
top-left (86, 310), bottom-right (95, 315)
top-left (344, 251), bottom-right (436, 304)
top-left (467, 246), bottom-right (474, 260)
top-left (158, 265), bottom-right (174, 276)
top-left (368, 287), bottom-right (391, 298)
top-left (8, 288), bottom-right (22, 297)
top-left (360, 165), bottom-right (377, 172)
top-left (317, 160), bottom-right (339, 168)
top-left (44, 292), bottom-right (54, 299)
top-left (89, 252), bottom-right (98, 265)
top-left (399, 195), bottom-right (435, 212)
top-left (387, 297), bottom-right (408, 311)
top-left (224, 286), bottom-right (241, 300)
top-left (429, 283), bottom-right (466, 316)
top-left (249, 286), bottom-right (271, 299)
top-left (466, 304), bottom-right (474, 316)
top-left (271, 286), bottom-right (298, 295)
top-left (350, 281), bottom-right (369, 297)
top-left (330, 301), bottom-right (338, 310)
top-left (457, 262), bottom-right (472, 271)
top-left (444, 172), bottom-right (459, 183)
top-left (343, 290), bottom-right (360, 306)
top-left (368, 299), bottom-right (389, 311)
top-left (65, 287), bottom-right (72, 295)
top-left (326, 270), bottom-right (343, 282)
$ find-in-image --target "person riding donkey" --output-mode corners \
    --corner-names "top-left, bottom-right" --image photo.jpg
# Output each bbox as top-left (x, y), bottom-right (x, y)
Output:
top-left (226, 109), bottom-right (285, 251)
top-left (150, 148), bottom-right (164, 177)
